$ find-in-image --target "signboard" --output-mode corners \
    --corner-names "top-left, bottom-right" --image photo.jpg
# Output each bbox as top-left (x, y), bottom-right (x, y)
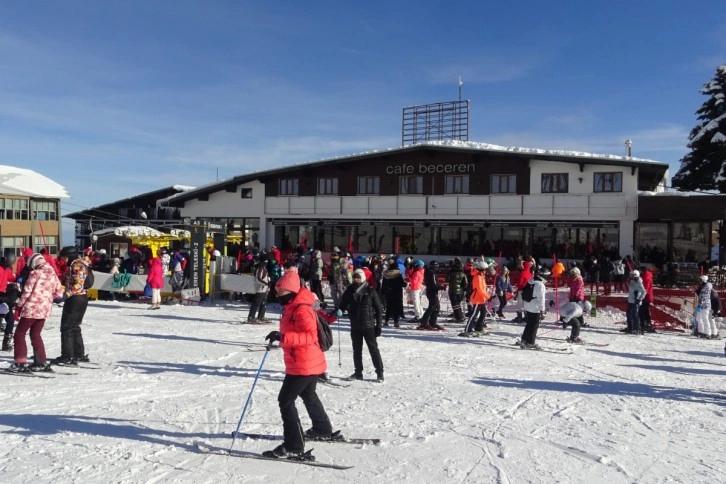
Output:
top-left (188, 224), bottom-right (206, 292)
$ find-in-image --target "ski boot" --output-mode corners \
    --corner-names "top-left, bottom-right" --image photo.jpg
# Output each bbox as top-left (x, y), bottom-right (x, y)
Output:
top-left (6, 362), bottom-right (30, 373)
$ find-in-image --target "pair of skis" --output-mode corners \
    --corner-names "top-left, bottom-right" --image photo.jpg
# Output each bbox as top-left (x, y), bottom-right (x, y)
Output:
top-left (197, 430), bottom-right (380, 469)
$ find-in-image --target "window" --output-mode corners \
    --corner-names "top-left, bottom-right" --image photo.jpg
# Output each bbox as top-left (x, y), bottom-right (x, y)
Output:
top-left (491, 174), bottom-right (516, 194)
top-left (0, 198), bottom-right (29, 220)
top-left (34, 236), bottom-right (58, 255)
top-left (357, 176), bottom-right (380, 195)
top-left (541, 173), bottom-right (569, 193)
top-left (241, 188), bottom-right (253, 199)
top-left (317, 177), bottom-right (338, 196)
top-left (32, 200), bottom-right (58, 220)
top-left (279, 179), bottom-right (299, 196)
top-left (445, 175), bottom-right (469, 194)
top-left (400, 176), bottom-right (423, 195)
top-left (594, 172), bottom-right (623, 192)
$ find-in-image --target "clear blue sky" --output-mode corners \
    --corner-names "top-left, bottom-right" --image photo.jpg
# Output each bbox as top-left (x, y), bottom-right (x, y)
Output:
top-left (0, 1), bottom-right (724, 243)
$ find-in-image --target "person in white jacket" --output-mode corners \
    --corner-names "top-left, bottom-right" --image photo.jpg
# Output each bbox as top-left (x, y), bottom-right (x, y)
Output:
top-left (519, 268), bottom-right (547, 349)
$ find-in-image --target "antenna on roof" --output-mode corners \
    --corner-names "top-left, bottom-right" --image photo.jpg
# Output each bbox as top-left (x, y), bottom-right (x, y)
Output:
top-left (625, 139), bottom-right (632, 158)
top-left (458, 76), bottom-right (463, 102)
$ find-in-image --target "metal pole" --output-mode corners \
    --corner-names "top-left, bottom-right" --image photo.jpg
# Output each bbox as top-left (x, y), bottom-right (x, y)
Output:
top-left (228, 344), bottom-right (271, 453)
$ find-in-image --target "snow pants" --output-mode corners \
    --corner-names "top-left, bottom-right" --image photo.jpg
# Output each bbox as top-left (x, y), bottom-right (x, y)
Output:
top-left (449, 292), bottom-right (465, 322)
top-left (521, 311), bottom-right (542, 345)
top-left (60, 295), bottom-right (88, 360)
top-left (384, 292), bottom-right (403, 324)
top-left (420, 292), bottom-right (440, 326)
top-left (626, 303), bottom-right (640, 333)
top-left (247, 291), bottom-right (268, 321)
top-left (411, 289), bottom-right (423, 319)
top-left (278, 374), bottom-right (332, 453)
top-left (350, 327), bottom-right (383, 375)
top-left (696, 309), bottom-right (717, 337)
top-left (13, 318), bottom-right (46, 364)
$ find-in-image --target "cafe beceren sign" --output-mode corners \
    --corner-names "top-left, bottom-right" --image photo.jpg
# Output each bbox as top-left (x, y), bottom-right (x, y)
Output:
top-left (385, 162), bottom-right (476, 175)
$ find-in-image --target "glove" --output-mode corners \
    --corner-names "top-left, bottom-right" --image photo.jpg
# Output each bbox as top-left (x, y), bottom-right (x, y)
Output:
top-left (375, 325), bottom-right (381, 337)
top-left (335, 309), bottom-right (343, 317)
top-left (13, 307), bottom-right (21, 321)
top-left (264, 331), bottom-right (281, 343)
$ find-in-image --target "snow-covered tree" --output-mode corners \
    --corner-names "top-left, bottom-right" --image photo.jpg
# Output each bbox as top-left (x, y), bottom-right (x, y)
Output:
top-left (672, 65), bottom-right (726, 192)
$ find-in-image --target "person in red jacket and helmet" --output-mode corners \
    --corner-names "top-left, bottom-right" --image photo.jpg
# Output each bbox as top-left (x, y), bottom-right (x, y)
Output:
top-left (263, 269), bottom-right (335, 460)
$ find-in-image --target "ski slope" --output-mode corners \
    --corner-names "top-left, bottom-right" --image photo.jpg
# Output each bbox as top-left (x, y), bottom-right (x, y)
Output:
top-left (1, 297), bottom-right (724, 483)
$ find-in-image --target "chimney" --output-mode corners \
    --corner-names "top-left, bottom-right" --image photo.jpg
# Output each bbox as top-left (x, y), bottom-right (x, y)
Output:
top-left (625, 139), bottom-right (632, 158)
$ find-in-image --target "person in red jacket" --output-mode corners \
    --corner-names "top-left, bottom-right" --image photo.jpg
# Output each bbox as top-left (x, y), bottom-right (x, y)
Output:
top-left (409, 260), bottom-right (425, 321)
top-left (262, 270), bottom-right (334, 459)
top-left (639, 266), bottom-right (654, 332)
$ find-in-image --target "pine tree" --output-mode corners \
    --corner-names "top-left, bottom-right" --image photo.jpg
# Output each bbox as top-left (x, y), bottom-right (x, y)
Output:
top-left (672, 65), bottom-right (726, 192)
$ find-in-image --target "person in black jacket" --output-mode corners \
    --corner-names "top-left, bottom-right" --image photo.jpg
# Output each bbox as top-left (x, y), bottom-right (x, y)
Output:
top-left (380, 258), bottom-right (405, 328)
top-left (447, 258), bottom-right (468, 323)
top-left (419, 260), bottom-right (446, 330)
top-left (337, 269), bottom-right (385, 382)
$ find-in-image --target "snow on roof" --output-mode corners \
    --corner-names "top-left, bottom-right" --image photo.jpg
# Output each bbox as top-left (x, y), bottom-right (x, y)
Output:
top-left (0, 165), bottom-right (70, 199)
top-left (92, 225), bottom-right (166, 237)
top-left (265, 139), bottom-right (664, 175)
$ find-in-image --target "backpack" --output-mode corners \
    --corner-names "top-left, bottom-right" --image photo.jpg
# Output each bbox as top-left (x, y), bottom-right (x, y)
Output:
top-left (520, 282), bottom-right (535, 303)
top-left (83, 267), bottom-right (95, 289)
top-left (315, 309), bottom-right (334, 352)
top-left (711, 289), bottom-right (722, 314)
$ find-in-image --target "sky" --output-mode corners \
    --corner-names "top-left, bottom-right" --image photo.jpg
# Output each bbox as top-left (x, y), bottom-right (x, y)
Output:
top-left (0, 1), bottom-right (725, 243)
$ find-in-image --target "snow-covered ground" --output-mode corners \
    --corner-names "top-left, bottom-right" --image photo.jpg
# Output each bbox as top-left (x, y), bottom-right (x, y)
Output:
top-left (1, 295), bottom-right (725, 483)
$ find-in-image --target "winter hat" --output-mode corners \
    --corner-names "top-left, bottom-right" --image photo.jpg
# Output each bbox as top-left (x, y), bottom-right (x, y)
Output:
top-left (414, 260), bottom-right (425, 268)
top-left (22, 248), bottom-right (33, 258)
top-left (353, 269), bottom-right (366, 280)
top-left (630, 270), bottom-right (640, 278)
top-left (276, 270), bottom-right (301, 294)
top-left (570, 267), bottom-right (581, 276)
top-left (28, 253), bottom-right (45, 269)
top-left (473, 260), bottom-right (488, 271)
top-left (699, 275), bottom-right (708, 283)
top-left (83, 247), bottom-right (93, 256)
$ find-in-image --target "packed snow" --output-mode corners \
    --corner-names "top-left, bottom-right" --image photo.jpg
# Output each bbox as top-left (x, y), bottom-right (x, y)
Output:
top-left (1, 293), bottom-right (725, 483)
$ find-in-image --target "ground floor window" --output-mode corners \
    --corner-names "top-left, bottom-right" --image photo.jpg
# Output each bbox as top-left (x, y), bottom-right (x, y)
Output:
top-left (33, 235), bottom-right (58, 255)
top-left (272, 222), bottom-right (620, 260)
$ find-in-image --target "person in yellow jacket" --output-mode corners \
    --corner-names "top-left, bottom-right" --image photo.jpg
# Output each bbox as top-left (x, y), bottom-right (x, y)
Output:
top-left (459, 260), bottom-right (490, 337)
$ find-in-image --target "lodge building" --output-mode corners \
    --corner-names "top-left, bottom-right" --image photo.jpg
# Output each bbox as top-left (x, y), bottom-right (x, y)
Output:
top-left (163, 140), bottom-right (721, 265)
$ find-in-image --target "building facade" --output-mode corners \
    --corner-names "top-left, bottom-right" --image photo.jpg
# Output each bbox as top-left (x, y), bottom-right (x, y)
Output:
top-left (0, 165), bottom-right (69, 258)
top-left (167, 141), bottom-right (675, 262)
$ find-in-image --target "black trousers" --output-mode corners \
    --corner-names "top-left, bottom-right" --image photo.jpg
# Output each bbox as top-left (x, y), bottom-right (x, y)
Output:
top-left (496, 294), bottom-right (507, 316)
top-left (521, 311), bottom-right (542, 345)
top-left (568, 316), bottom-right (581, 339)
top-left (247, 291), bottom-right (268, 320)
top-left (464, 304), bottom-right (487, 332)
top-left (449, 292), bottom-right (464, 321)
top-left (278, 374), bottom-right (332, 453)
top-left (60, 295), bottom-right (88, 359)
top-left (351, 327), bottom-right (383, 375)
top-left (310, 279), bottom-right (326, 306)
top-left (420, 292), bottom-right (440, 326)
top-left (384, 293), bottom-right (403, 323)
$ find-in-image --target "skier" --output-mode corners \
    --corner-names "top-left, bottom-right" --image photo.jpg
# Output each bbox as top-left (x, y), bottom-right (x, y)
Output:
top-left (519, 267), bottom-right (547, 349)
top-left (246, 254), bottom-right (270, 323)
top-left (7, 254), bottom-right (63, 372)
top-left (512, 259), bottom-right (533, 323)
top-left (494, 266), bottom-right (514, 319)
top-left (309, 250), bottom-right (326, 308)
top-left (262, 270), bottom-right (335, 459)
top-left (409, 260), bottom-right (425, 322)
top-left (695, 275), bottom-right (718, 338)
top-left (337, 269), bottom-right (384, 382)
top-left (52, 246), bottom-right (92, 366)
top-left (459, 260), bottom-right (490, 337)
top-left (446, 258), bottom-right (468, 323)
top-left (639, 266), bottom-right (655, 332)
top-left (625, 270), bottom-right (646, 334)
top-left (559, 300), bottom-right (593, 343)
top-left (0, 255), bottom-right (19, 351)
top-left (380, 257), bottom-right (405, 328)
top-left (419, 260), bottom-right (446, 330)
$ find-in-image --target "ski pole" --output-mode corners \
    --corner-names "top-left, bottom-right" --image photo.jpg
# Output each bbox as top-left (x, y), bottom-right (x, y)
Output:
top-left (337, 311), bottom-right (342, 368)
top-left (229, 342), bottom-right (272, 453)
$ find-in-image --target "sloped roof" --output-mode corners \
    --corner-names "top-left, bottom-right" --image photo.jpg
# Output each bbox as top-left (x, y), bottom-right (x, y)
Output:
top-left (167, 140), bottom-right (670, 205)
top-left (0, 165), bottom-right (70, 199)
